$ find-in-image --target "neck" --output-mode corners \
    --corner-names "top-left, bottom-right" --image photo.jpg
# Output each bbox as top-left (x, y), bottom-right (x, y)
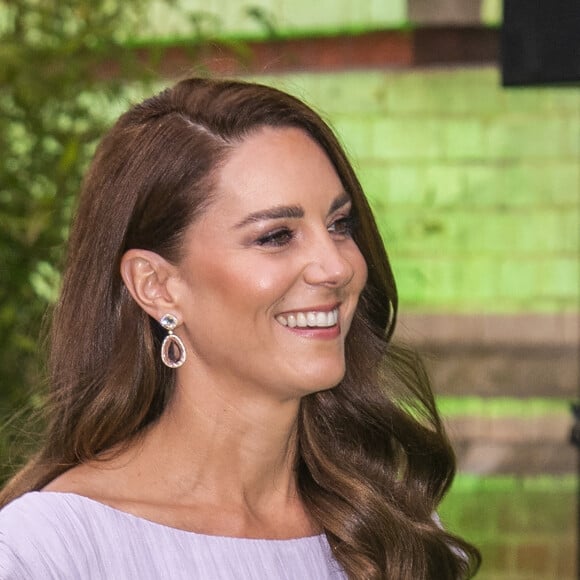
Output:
top-left (132, 375), bottom-right (303, 512)
top-left (44, 370), bottom-right (319, 538)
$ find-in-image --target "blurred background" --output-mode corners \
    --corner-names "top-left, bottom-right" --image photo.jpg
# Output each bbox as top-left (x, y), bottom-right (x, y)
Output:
top-left (0, 1), bottom-right (578, 578)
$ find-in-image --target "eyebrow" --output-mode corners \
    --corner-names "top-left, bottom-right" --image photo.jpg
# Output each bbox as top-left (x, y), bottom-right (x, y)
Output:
top-left (329, 191), bottom-right (352, 215)
top-left (234, 205), bottom-right (304, 229)
top-left (233, 191), bottom-right (352, 229)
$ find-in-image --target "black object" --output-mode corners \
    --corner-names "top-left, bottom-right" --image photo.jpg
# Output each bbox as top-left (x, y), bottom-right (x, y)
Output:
top-left (501, 0), bottom-right (580, 86)
top-left (572, 403), bottom-right (580, 448)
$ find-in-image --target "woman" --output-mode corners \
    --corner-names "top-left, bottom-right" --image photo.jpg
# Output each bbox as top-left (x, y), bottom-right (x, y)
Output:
top-left (0, 77), bottom-right (480, 579)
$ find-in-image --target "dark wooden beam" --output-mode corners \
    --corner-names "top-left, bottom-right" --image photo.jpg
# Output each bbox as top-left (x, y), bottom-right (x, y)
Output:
top-left (96, 27), bottom-right (499, 80)
top-left (397, 313), bottom-right (579, 399)
top-left (414, 26), bottom-right (499, 65)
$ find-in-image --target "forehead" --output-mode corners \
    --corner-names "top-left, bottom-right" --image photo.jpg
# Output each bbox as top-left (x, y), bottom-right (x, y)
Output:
top-left (209, 126), bottom-right (345, 215)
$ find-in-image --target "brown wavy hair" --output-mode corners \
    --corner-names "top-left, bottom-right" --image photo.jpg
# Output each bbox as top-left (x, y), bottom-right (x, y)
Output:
top-left (1, 77), bottom-right (480, 579)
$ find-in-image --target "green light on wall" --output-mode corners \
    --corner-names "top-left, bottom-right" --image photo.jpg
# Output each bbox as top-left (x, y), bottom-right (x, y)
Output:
top-left (437, 397), bottom-right (572, 418)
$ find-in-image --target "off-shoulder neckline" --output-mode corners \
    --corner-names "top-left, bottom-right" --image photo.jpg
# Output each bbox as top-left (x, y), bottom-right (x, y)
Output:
top-left (28, 491), bottom-right (327, 545)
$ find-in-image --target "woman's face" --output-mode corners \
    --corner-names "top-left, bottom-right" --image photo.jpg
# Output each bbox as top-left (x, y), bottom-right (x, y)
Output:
top-left (173, 126), bottom-right (367, 401)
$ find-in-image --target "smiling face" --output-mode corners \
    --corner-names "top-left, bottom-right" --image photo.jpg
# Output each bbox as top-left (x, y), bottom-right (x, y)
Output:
top-left (172, 127), bottom-right (368, 402)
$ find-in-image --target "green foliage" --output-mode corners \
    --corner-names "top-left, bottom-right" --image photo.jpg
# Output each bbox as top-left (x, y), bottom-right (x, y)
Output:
top-left (0, 0), bottom-right (177, 483)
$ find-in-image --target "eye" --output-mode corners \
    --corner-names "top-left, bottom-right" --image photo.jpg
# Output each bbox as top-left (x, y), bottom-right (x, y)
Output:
top-left (328, 214), bottom-right (356, 237)
top-left (255, 227), bottom-right (295, 247)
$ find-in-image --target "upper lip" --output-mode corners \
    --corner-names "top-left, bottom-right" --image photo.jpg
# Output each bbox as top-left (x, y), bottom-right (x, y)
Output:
top-left (276, 302), bottom-right (341, 316)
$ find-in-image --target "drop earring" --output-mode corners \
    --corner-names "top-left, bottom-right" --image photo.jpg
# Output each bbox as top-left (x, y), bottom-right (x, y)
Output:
top-left (159, 314), bottom-right (187, 368)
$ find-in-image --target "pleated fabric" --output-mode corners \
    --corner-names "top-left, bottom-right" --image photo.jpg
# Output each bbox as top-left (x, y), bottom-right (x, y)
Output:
top-left (0, 492), bottom-right (346, 579)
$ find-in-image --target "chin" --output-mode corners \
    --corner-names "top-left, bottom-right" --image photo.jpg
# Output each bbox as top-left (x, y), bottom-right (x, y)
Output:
top-left (299, 366), bottom-right (346, 395)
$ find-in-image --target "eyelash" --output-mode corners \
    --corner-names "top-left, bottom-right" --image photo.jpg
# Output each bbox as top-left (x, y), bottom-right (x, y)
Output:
top-left (329, 215), bottom-right (357, 237)
top-left (256, 228), bottom-right (295, 247)
top-left (255, 214), bottom-right (356, 248)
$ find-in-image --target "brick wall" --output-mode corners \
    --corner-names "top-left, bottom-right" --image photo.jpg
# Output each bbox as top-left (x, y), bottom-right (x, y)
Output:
top-left (440, 476), bottom-right (577, 580)
top-left (142, 0), bottom-right (503, 39)
top-left (143, 0), bottom-right (408, 39)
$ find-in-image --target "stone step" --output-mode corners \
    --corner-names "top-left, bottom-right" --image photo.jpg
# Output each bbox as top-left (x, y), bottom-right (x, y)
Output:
top-left (445, 413), bottom-right (577, 475)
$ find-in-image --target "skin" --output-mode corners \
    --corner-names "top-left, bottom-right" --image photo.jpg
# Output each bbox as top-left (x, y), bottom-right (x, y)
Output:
top-left (45, 127), bottom-right (368, 539)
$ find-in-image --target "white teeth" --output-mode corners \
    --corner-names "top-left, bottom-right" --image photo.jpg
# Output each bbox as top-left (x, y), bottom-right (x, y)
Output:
top-left (276, 308), bottom-right (339, 328)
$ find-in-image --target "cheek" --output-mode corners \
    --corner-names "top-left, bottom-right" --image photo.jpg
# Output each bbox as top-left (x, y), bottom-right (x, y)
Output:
top-left (193, 258), bottom-right (296, 313)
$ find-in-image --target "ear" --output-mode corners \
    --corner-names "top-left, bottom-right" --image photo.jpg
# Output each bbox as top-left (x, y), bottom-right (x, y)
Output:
top-left (120, 249), bottom-right (181, 323)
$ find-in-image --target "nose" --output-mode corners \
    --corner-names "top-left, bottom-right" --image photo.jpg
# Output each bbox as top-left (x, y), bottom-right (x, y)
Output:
top-left (303, 233), bottom-right (355, 288)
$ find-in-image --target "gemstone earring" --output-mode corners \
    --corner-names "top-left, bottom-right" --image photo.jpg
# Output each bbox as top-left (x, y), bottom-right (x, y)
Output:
top-left (159, 314), bottom-right (187, 368)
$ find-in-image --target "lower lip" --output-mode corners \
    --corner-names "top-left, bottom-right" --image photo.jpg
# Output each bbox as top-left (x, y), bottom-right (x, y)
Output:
top-left (282, 323), bottom-right (341, 340)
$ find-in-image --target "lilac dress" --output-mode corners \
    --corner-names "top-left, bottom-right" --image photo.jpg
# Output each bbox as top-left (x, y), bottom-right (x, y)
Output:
top-left (0, 492), bottom-right (346, 579)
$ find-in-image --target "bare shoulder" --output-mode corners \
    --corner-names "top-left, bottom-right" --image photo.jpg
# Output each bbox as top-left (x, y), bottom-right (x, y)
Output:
top-left (42, 455), bottom-right (132, 502)
top-left (40, 452), bottom-right (172, 525)
top-left (43, 463), bottom-right (99, 494)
